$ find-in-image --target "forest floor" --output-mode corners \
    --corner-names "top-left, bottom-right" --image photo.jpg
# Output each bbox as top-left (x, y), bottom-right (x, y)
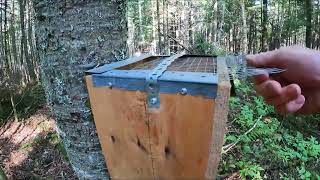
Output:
top-left (0, 107), bottom-right (77, 179)
top-left (218, 80), bottom-right (320, 179)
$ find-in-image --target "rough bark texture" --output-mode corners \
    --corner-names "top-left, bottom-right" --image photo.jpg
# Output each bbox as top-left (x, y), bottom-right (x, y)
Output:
top-left (32, 0), bottom-right (128, 179)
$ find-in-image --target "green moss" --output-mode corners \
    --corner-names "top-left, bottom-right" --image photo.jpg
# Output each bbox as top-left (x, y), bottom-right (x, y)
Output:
top-left (85, 99), bottom-right (91, 108)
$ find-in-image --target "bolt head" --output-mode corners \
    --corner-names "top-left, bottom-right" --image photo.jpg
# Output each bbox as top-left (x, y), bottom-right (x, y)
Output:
top-left (150, 97), bottom-right (157, 104)
top-left (108, 82), bottom-right (113, 88)
top-left (181, 88), bottom-right (187, 95)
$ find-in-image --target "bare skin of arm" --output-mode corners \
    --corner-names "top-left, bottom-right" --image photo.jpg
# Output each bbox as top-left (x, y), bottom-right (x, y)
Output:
top-left (247, 46), bottom-right (320, 114)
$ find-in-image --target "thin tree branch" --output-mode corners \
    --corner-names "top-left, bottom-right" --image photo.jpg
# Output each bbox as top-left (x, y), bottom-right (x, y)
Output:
top-left (222, 115), bottom-right (262, 154)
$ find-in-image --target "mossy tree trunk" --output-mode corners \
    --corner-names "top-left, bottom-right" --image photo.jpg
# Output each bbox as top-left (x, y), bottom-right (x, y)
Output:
top-left (32, 0), bottom-right (128, 179)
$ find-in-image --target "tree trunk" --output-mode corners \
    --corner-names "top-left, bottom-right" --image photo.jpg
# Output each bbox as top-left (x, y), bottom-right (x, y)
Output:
top-left (28, 0), bottom-right (39, 79)
top-left (188, 0), bottom-right (193, 46)
top-left (10, 0), bottom-right (18, 73)
top-left (261, 0), bottom-right (268, 52)
top-left (211, 0), bottom-right (218, 43)
top-left (4, 0), bottom-right (9, 69)
top-left (0, 3), bottom-right (3, 61)
top-left (151, 0), bottom-right (157, 52)
top-left (218, 1), bottom-right (225, 47)
top-left (253, 10), bottom-right (258, 54)
top-left (20, 0), bottom-right (36, 81)
top-left (138, 0), bottom-right (144, 48)
top-left (305, 0), bottom-right (313, 48)
top-left (248, 11), bottom-right (254, 53)
top-left (32, 0), bottom-right (128, 179)
top-left (240, 0), bottom-right (248, 53)
top-left (156, 0), bottom-right (162, 53)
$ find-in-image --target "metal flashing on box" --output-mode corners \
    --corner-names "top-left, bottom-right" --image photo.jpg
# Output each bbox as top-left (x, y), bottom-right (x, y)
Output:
top-left (88, 53), bottom-right (219, 108)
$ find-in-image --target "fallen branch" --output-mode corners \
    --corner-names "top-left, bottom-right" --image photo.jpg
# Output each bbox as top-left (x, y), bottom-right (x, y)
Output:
top-left (164, 33), bottom-right (193, 53)
top-left (222, 115), bottom-right (262, 154)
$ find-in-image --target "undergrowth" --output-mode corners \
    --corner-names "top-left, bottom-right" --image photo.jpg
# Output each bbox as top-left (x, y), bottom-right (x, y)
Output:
top-left (219, 79), bottom-right (320, 180)
top-left (20, 132), bottom-right (69, 162)
top-left (0, 82), bottom-right (46, 124)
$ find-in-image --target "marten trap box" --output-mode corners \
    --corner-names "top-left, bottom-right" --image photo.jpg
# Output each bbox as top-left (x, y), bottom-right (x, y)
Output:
top-left (85, 52), bottom-right (231, 179)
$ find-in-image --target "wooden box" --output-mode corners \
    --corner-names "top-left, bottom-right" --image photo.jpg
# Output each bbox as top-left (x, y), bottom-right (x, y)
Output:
top-left (85, 52), bottom-right (231, 179)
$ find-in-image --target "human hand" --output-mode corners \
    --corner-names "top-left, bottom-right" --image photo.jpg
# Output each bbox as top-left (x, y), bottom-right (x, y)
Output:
top-left (247, 46), bottom-right (320, 114)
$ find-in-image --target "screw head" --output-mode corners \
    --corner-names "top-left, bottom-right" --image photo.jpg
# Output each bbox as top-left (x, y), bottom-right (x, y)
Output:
top-left (150, 97), bottom-right (157, 104)
top-left (181, 88), bottom-right (188, 95)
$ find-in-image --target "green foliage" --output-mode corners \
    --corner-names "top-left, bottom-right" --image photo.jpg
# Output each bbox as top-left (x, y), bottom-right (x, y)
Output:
top-left (219, 80), bottom-right (320, 179)
top-left (192, 32), bottom-right (227, 55)
top-left (16, 83), bottom-right (46, 117)
top-left (238, 161), bottom-right (264, 179)
top-left (0, 83), bottom-right (46, 124)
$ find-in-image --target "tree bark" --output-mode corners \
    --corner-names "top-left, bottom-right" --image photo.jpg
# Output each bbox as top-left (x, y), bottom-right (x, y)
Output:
top-left (20, 0), bottom-right (37, 81)
top-left (151, 0), bottom-right (156, 52)
top-left (261, 0), bottom-right (268, 52)
top-left (32, 0), bottom-right (128, 179)
top-left (138, 0), bottom-right (144, 48)
top-left (241, 0), bottom-right (248, 53)
top-left (305, 0), bottom-right (313, 48)
top-left (211, 0), bottom-right (218, 43)
top-left (10, 0), bottom-right (18, 73)
top-left (4, 0), bottom-right (9, 69)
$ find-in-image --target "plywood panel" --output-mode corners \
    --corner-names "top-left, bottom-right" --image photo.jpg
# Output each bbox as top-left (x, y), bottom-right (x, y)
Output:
top-left (148, 94), bottom-right (215, 180)
top-left (86, 76), bottom-right (154, 179)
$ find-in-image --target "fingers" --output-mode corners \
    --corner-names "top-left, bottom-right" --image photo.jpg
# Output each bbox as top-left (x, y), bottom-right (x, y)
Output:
top-left (255, 81), bottom-right (305, 114)
top-left (256, 80), bottom-right (282, 99)
top-left (246, 50), bottom-right (282, 68)
top-left (276, 95), bottom-right (305, 114)
top-left (296, 90), bottom-right (320, 114)
top-left (264, 84), bottom-right (301, 106)
top-left (252, 74), bottom-right (269, 85)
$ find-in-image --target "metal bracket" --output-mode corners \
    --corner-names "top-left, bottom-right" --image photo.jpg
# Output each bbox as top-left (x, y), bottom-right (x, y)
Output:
top-left (146, 52), bottom-right (186, 108)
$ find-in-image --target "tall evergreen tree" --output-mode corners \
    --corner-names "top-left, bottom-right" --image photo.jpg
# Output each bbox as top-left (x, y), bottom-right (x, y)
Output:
top-left (32, 0), bottom-right (128, 178)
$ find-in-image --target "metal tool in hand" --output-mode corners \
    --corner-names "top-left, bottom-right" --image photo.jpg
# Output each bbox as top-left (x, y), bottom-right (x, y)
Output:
top-left (226, 55), bottom-right (286, 80)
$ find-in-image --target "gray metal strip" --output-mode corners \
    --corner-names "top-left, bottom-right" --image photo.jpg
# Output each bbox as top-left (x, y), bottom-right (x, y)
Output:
top-left (92, 73), bottom-right (218, 99)
top-left (146, 52), bottom-right (186, 108)
top-left (90, 53), bottom-right (219, 102)
top-left (94, 70), bottom-right (218, 84)
top-left (86, 54), bottom-right (153, 74)
top-left (159, 71), bottom-right (217, 84)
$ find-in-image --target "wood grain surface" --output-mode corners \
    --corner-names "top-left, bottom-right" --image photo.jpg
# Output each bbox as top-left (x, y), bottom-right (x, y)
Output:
top-left (86, 76), bottom-right (154, 179)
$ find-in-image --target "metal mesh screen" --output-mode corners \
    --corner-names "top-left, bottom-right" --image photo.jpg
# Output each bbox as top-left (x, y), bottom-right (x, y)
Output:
top-left (167, 56), bottom-right (216, 73)
top-left (129, 56), bottom-right (217, 74)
